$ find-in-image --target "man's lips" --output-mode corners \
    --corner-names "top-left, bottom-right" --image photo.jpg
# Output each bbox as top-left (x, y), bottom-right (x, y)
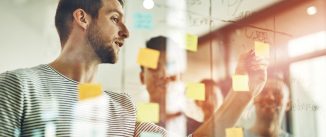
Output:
top-left (115, 40), bottom-right (124, 48)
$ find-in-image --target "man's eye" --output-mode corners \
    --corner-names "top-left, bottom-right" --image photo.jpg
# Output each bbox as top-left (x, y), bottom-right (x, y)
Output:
top-left (111, 17), bottom-right (119, 23)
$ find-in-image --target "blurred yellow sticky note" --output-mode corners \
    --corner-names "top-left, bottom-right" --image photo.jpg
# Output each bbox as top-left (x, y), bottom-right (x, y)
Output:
top-left (136, 103), bottom-right (159, 123)
top-left (186, 34), bottom-right (198, 52)
top-left (186, 83), bottom-right (205, 101)
top-left (78, 83), bottom-right (102, 101)
top-left (137, 48), bottom-right (160, 69)
top-left (140, 132), bottom-right (162, 137)
top-left (232, 75), bottom-right (249, 91)
top-left (255, 41), bottom-right (270, 58)
top-left (226, 128), bottom-right (244, 137)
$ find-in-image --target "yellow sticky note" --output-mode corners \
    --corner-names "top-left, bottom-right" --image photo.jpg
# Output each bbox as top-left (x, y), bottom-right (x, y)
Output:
top-left (186, 83), bottom-right (205, 101)
top-left (78, 83), bottom-right (103, 101)
top-left (186, 34), bottom-right (198, 52)
top-left (226, 128), bottom-right (244, 137)
top-left (255, 41), bottom-right (270, 58)
top-left (137, 48), bottom-right (160, 69)
top-left (232, 75), bottom-right (249, 91)
top-left (137, 103), bottom-right (159, 123)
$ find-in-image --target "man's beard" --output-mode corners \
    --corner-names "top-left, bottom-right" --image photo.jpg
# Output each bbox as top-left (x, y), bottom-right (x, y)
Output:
top-left (86, 23), bottom-right (118, 64)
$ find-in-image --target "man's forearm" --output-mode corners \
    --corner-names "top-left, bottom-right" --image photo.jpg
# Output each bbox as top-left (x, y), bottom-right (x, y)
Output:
top-left (192, 91), bottom-right (252, 137)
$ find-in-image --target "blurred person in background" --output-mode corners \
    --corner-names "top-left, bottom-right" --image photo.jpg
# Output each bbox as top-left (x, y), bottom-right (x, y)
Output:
top-left (139, 36), bottom-right (189, 136)
top-left (140, 36), bottom-right (269, 137)
top-left (244, 79), bottom-right (292, 137)
top-left (140, 37), bottom-right (223, 136)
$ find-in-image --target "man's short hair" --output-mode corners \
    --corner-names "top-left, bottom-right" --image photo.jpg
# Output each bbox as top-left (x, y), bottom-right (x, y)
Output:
top-left (140, 36), bottom-right (168, 71)
top-left (55, 0), bottom-right (124, 46)
top-left (146, 36), bottom-right (168, 52)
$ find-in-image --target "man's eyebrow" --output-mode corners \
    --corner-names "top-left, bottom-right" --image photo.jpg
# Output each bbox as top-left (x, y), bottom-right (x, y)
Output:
top-left (107, 9), bottom-right (123, 17)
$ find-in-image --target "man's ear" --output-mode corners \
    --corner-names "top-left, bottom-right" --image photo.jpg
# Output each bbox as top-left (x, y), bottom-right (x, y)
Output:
top-left (140, 71), bottom-right (145, 85)
top-left (72, 9), bottom-right (91, 30)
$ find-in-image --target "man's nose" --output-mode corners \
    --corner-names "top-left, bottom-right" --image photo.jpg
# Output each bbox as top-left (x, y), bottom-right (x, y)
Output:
top-left (265, 94), bottom-right (276, 104)
top-left (119, 23), bottom-right (129, 39)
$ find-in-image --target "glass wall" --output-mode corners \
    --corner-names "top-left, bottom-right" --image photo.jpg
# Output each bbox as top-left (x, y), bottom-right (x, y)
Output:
top-left (0, 0), bottom-right (325, 136)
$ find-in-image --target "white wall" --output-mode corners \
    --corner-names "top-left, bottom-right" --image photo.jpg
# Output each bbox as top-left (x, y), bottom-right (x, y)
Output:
top-left (0, 0), bottom-right (59, 72)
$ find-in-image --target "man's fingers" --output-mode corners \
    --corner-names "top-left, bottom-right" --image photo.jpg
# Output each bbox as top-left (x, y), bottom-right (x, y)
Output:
top-left (248, 56), bottom-right (269, 65)
top-left (247, 57), bottom-right (268, 71)
top-left (237, 49), bottom-right (269, 74)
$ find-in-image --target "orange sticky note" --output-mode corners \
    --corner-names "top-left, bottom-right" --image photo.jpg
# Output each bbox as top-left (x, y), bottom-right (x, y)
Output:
top-left (186, 83), bottom-right (205, 101)
top-left (78, 83), bottom-right (103, 101)
top-left (186, 34), bottom-right (198, 52)
top-left (137, 48), bottom-right (160, 69)
top-left (232, 75), bottom-right (249, 91)
top-left (136, 103), bottom-right (159, 123)
top-left (226, 128), bottom-right (244, 137)
top-left (255, 41), bottom-right (270, 58)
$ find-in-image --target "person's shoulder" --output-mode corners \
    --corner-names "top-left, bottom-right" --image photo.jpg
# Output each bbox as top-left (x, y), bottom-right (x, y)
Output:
top-left (0, 69), bottom-right (23, 87)
top-left (104, 91), bottom-right (136, 112)
top-left (1, 64), bottom-right (46, 78)
top-left (0, 64), bottom-right (48, 88)
top-left (104, 91), bottom-right (133, 102)
top-left (0, 66), bottom-right (32, 84)
top-left (134, 122), bottom-right (167, 137)
top-left (0, 66), bottom-right (41, 96)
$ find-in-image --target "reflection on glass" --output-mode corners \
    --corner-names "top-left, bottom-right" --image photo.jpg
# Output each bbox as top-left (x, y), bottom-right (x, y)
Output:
top-left (290, 56), bottom-right (326, 137)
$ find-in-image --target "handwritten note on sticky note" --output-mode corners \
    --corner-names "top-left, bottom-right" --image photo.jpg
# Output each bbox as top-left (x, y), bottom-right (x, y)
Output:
top-left (255, 41), bottom-right (270, 58)
top-left (137, 103), bottom-right (159, 123)
top-left (137, 48), bottom-right (160, 69)
top-left (186, 83), bottom-right (205, 101)
top-left (226, 128), bottom-right (244, 137)
top-left (232, 75), bottom-right (249, 92)
top-left (186, 34), bottom-right (198, 52)
top-left (140, 132), bottom-right (162, 137)
top-left (78, 83), bottom-right (102, 101)
top-left (133, 12), bottom-right (153, 29)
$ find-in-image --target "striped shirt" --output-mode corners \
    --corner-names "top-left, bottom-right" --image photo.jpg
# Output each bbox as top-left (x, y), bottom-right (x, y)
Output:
top-left (0, 64), bottom-right (168, 137)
